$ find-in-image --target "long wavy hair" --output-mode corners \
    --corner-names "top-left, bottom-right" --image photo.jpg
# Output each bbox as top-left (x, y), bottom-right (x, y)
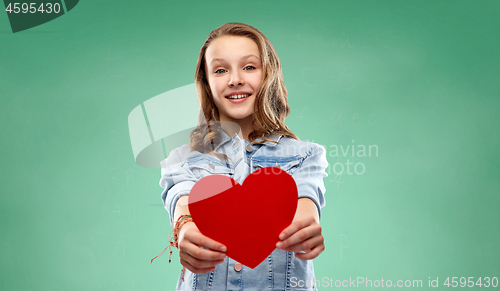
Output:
top-left (190, 22), bottom-right (298, 160)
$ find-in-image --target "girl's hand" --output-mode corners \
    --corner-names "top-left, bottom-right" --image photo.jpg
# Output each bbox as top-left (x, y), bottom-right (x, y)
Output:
top-left (275, 199), bottom-right (325, 260)
top-left (177, 221), bottom-right (227, 274)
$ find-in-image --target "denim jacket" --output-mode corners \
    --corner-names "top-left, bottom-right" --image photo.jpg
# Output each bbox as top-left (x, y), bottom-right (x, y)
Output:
top-left (159, 128), bottom-right (328, 291)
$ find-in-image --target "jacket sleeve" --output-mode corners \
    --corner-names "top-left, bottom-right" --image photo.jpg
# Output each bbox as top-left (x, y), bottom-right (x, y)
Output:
top-left (159, 147), bottom-right (198, 225)
top-left (292, 143), bottom-right (328, 219)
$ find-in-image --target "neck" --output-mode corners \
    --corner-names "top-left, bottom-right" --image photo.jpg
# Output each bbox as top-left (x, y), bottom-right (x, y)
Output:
top-left (219, 116), bottom-right (254, 141)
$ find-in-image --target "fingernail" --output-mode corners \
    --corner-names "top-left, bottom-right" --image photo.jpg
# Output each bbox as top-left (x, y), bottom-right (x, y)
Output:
top-left (220, 246), bottom-right (227, 252)
top-left (279, 233), bottom-right (285, 240)
top-left (276, 242), bottom-right (282, 248)
top-left (219, 253), bottom-right (226, 259)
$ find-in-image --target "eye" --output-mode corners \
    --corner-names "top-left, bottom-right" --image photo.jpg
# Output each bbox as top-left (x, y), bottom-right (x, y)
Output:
top-left (215, 68), bottom-right (227, 74)
top-left (243, 66), bottom-right (256, 71)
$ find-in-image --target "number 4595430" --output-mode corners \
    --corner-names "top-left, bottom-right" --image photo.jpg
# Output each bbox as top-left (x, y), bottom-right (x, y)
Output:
top-left (6, 3), bottom-right (61, 14)
top-left (444, 277), bottom-right (498, 288)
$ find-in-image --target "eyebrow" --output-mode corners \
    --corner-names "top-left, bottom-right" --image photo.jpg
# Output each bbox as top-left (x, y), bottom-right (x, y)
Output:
top-left (209, 54), bottom-right (260, 65)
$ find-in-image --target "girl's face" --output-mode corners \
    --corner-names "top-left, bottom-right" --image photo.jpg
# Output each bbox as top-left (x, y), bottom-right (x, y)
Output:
top-left (205, 36), bottom-right (262, 125)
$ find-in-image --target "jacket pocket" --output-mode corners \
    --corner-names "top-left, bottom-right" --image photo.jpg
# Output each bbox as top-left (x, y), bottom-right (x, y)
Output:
top-left (251, 156), bottom-right (303, 175)
top-left (186, 155), bottom-right (234, 179)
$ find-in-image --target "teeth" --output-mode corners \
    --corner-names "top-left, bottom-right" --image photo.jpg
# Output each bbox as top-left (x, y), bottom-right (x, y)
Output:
top-left (226, 94), bottom-right (250, 99)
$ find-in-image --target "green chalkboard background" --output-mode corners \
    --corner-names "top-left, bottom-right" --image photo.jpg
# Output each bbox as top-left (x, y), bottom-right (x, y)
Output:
top-left (1, 0), bottom-right (499, 290)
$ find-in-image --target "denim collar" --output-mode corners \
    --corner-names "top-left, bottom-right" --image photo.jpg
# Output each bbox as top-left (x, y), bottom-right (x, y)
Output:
top-left (253, 134), bottom-right (283, 146)
top-left (215, 128), bottom-right (282, 151)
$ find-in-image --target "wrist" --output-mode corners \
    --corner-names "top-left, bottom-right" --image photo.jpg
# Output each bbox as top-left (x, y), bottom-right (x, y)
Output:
top-left (177, 220), bottom-right (194, 237)
top-left (150, 215), bottom-right (193, 265)
top-left (172, 215), bottom-right (193, 246)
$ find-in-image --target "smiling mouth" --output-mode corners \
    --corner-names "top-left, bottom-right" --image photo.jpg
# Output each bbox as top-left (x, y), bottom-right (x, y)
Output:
top-left (225, 94), bottom-right (251, 100)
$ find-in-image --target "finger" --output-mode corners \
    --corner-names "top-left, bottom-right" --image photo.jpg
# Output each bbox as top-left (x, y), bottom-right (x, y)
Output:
top-left (277, 223), bottom-right (321, 249)
top-left (180, 258), bottom-right (219, 274)
top-left (278, 234), bottom-right (324, 253)
top-left (278, 215), bottom-right (315, 241)
top-left (179, 239), bottom-right (227, 262)
top-left (185, 230), bottom-right (227, 253)
top-left (294, 244), bottom-right (325, 261)
top-left (180, 251), bottom-right (225, 270)
top-left (278, 220), bottom-right (307, 241)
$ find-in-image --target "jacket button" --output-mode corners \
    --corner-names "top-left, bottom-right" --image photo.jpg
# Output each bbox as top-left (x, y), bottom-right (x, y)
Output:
top-left (234, 263), bottom-right (242, 272)
top-left (274, 162), bottom-right (280, 168)
top-left (209, 162), bottom-right (215, 169)
top-left (245, 144), bottom-right (253, 152)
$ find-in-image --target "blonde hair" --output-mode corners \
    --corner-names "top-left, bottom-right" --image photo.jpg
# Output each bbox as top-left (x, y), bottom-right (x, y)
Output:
top-left (190, 22), bottom-right (298, 159)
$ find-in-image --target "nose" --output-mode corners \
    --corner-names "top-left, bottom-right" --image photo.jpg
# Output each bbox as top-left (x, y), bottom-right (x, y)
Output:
top-left (228, 70), bottom-right (244, 87)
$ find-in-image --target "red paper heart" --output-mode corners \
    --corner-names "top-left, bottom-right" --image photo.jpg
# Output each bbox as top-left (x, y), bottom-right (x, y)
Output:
top-left (188, 167), bottom-right (298, 269)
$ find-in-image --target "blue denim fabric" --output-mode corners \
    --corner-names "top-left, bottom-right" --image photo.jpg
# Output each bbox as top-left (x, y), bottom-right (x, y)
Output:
top-left (159, 128), bottom-right (328, 291)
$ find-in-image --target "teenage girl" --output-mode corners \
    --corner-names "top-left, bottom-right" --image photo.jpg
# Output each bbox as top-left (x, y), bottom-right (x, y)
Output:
top-left (160, 22), bottom-right (328, 290)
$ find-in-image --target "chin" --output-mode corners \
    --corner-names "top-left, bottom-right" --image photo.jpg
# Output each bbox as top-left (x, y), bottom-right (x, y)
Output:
top-left (226, 110), bottom-right (253, 119)
top-left (231, 114), bottom-right (254, 120)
